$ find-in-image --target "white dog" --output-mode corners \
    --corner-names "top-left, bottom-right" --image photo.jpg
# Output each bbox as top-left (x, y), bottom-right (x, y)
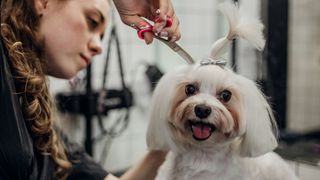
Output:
top-left (146, 2), bottom-right (299, 180)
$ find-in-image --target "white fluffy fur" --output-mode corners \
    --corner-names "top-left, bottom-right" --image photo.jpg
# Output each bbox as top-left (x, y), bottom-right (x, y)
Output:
top-left (146, 2), bottom-right (299, 180)
top-left (147, 65), bottom-right (298, 180)
top-left (210, 2), bottom-right (265, 59)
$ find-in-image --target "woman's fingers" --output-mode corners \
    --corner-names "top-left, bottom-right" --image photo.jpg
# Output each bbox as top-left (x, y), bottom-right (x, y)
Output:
top-left (158, 0), bottom-right (172, 21)
top-left (153, 0), bottom-right (176, 35)
top-left (118, 0), bottom-right (179, 44)
top-left (121, 15), bottom-right (155, 44)
top-left (158, 14), bottom-right (181, 42)
top-left (168, 26), bottom-right (181, 42)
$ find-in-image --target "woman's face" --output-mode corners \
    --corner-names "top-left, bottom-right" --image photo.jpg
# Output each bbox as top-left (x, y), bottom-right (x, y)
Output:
top-left (36, 0), bottom-right (109, 79)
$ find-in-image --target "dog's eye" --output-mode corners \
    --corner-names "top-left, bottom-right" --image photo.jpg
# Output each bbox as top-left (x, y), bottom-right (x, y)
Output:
top-left (185, 84), bottom-right (197, 96)
top-left (220, 90), bottom-right (232, 102)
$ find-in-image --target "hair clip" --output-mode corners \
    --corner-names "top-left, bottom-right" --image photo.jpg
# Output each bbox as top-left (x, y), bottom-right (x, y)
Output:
top-left (200, 58), bottom-right (227, 68)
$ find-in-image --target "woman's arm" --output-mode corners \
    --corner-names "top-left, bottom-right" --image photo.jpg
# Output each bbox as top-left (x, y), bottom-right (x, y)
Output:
top-left (105, 150), bottom-right (167, 180)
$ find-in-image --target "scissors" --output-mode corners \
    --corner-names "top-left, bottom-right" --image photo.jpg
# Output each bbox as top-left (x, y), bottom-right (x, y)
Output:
top-left (137, 17), bottom-right (195, 65)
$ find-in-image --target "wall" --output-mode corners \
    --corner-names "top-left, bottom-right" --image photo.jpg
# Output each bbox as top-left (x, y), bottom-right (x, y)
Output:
top-left (287, 0), bottom-right (320, 133)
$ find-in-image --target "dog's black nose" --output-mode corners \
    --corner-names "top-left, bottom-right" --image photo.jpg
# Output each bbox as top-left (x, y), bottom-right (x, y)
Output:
top-left (194, 104), bottom-right (212, 119)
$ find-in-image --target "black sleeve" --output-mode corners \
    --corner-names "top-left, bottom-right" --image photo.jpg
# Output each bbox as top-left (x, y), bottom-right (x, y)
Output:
top-left (59, 132), bottom-right (109, 180)
top-left (0, 38), bottom-right (38, 180)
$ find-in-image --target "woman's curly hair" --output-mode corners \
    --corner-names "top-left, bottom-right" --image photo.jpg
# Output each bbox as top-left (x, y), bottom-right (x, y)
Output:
top-left (1, 0), bottom-right (71, 178)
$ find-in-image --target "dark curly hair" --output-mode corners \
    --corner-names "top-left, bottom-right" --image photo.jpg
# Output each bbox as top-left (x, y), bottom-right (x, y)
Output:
top-left (1, 0), bottom-right (71, 178)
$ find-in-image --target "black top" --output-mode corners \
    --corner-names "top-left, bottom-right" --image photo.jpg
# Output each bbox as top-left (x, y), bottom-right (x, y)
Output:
top-left (0, 38), bottom-right (108, 180)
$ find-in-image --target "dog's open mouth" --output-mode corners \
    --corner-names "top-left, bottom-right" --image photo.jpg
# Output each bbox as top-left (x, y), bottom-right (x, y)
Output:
top-left (188, 120), bottom-right (216, 141)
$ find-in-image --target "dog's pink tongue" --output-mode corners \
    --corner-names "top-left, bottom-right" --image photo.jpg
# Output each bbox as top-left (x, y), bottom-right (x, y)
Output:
top-left (192, 125), bottom-right (211, 140)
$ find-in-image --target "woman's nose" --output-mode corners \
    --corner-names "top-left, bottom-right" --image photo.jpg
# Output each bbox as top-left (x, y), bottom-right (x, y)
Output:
top-left (88, 35), bottom-right (102, 56)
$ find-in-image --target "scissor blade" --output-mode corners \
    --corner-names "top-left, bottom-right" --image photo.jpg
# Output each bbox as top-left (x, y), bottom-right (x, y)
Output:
top-left (155, 36), bottom-right (195, 64)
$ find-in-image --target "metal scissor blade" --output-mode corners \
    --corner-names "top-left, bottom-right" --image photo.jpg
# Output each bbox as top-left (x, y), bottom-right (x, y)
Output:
top-left (155, 36), bottom-right (195, 64)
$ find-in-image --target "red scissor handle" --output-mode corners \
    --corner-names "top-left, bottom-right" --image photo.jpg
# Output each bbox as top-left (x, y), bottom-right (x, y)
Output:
top-left (138, 16), bottom-right (173, 40)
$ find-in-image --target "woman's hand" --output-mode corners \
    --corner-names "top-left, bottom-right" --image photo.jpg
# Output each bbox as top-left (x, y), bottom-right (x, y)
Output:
top-left (113, 0), bottom-right (181, 44)
top-left (104, 150), bottom-right (167, 180)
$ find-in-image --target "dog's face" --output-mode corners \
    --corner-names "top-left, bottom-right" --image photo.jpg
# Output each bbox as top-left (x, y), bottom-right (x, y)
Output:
top-left (168, 65), bottom-right (244, 149)
top-left (147, 64), bottom-right (278, 157)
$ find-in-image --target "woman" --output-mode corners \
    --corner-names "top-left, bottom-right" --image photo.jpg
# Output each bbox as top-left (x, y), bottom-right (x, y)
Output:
top-left (0, 0), bottom-right (181, 179)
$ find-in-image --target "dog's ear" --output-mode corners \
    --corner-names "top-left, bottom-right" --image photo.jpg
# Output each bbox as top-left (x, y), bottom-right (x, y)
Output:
top-left (146, 67), bottom-right (187, 151)
top-left (237, 76), bottom-right (278, 157)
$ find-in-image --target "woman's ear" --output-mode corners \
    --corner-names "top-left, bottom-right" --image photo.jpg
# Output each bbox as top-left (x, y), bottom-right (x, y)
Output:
top-left (34, 0), bottom-right (48, 16)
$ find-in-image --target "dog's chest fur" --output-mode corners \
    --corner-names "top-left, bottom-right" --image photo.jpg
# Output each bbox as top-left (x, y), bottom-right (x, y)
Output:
top-left (155, 148), bottom-right (296, 180)
top-left (156, 149), bottom-right (245, 180)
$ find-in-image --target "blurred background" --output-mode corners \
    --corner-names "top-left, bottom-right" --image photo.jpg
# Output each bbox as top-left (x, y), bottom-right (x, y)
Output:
top-left (50, 0), bottom-right (320, 179)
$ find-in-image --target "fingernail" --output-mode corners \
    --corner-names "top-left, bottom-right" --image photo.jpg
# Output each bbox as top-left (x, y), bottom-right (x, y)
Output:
top-left (155, 21), bottom-right (167, 33)
top-left (156, 9), bottom-right (161, 16)
top-left (170, 36), bottom-right (177, 42)
top-left (130, 23), bottom-right (137, 29)
top-left (160, 31), bottom-right (169, 37)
